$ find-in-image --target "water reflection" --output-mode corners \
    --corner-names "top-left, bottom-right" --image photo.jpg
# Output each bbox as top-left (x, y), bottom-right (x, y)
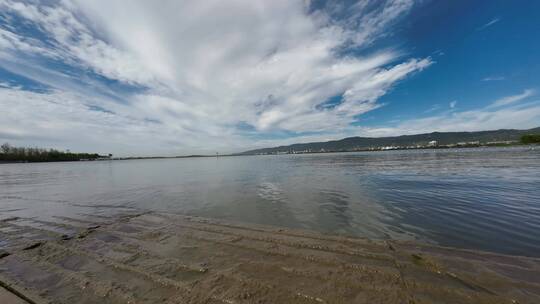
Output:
top-left (1, 147), bottom-right (539, 256)
top-left (315, 189), bottom-right (352, 233)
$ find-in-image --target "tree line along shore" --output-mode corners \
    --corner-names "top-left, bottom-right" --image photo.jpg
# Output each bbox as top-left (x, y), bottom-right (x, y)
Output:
top-left (0, 143), bottom-right (111, 163)
top-left (1, 133), bottom-right (539, 163)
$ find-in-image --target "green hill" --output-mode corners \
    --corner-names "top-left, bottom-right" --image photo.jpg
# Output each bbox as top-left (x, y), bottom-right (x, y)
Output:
top-left (241, 127), bottom-right (540, 155)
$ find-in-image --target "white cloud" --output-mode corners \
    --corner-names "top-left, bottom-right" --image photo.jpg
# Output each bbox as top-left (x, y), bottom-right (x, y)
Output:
top-left (490, 89), bottom-right (535, 108)
top-left (477, 18), bottom-right (500, 31)
top-left (0, 87), bottom-right (254, 155)
top-left (370, 105), bottom-right (540, 137)
top-left (0, 0), bottom-right (156, 85)
top-left (482, 76), bottom-right (505, 81)
top-left (247, 98), bottom-right (540, 148)
top-left (1, 1), bottom-right (537, 156)
top-left (424, 104), bottom-right (440, 113)
top-left (354, 91), bottom-right (540, 138)
top-left (0, 0), bottom-right (432, 154)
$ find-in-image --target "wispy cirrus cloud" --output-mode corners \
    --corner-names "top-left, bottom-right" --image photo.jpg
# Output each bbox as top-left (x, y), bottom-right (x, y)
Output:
top-left (477, 18), bottom-right (500, 31)
top-left (0, 0), bottom-right (433, 155)
top-left (356, 90), bottom-right (540, 138)
top-left (222, 89), bottom-right (540, 150)
top-left (245, 100), bottom-right (540, 149)
top-left (482, 76), bottom-right (505, 82)
top-left (489, 89), bottom-right (535, 108)
top-left (424, 104), bottom-right (440, 113)
top-left (0, 1), bottom-right (537, 156)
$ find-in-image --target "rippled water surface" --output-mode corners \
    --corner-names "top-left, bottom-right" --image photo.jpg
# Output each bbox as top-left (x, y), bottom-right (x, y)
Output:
top-left (1, 147), bottom-right (539, 256)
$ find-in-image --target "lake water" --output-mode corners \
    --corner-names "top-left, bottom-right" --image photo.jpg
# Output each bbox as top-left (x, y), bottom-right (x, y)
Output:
top-left (1, 147), bottom-right (539, 257)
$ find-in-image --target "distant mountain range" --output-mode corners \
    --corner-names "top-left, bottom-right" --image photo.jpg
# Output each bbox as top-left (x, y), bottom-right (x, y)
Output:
top-left (241, 127), bottom-right (540, 155)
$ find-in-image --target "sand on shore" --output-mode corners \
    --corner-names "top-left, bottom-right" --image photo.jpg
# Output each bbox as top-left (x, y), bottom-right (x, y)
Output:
top-left (0, 211), bottom-right (539, 304)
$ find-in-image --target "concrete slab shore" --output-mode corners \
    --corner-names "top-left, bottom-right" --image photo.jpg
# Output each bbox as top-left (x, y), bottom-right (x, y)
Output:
top-left (0, 212), bottom-right (539, 303)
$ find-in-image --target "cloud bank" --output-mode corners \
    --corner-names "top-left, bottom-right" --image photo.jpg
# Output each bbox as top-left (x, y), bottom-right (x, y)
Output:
top-left (0, 1), bottom-right (537, 155)
top-left (358, 89), bottom-right (540, 138)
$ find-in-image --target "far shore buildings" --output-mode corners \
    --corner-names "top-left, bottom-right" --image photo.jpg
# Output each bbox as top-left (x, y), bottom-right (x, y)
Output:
top-left (254, 139), bottom-right (520, 155)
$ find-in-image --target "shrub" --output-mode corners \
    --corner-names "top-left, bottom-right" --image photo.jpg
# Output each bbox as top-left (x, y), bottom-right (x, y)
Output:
top-left (521, 134), bottom-right (540, 144)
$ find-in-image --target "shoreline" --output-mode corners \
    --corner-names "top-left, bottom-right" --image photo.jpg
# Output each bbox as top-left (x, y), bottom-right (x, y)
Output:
top-left (1, 144), bottom-right (537, 164)
top-left (1, 212), bottom-right (539, 303)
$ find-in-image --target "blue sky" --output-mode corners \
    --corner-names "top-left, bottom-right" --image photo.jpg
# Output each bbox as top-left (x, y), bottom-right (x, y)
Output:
top-left (0, 0), bottom-right (539, 156)
top-left (367, 0), bottom-right (540, 124)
